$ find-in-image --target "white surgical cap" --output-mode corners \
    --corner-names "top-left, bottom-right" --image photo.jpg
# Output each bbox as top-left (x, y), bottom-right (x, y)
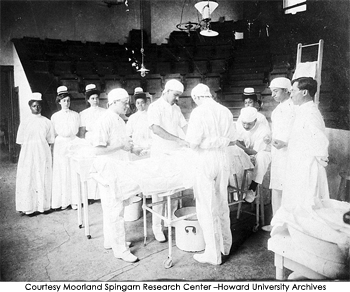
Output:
top-left (57, 85), bottom-right (68, 95)
top-left (164, 79), bottom-right (184, 93)
top-left (31, 92), bottom-right (42, 101)
top-left (191, 83), bottom-right (212, 98)
top-left (269, 77), bottom-right (291, 90)
top-left (108, 88), bottom-right (129, 104)
top-left (240, 107), bottom-right (258, 123)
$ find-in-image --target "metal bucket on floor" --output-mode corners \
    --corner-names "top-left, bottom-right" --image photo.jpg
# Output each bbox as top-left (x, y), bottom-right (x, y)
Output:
top-left (174, 207), bottom-right (205, 252)
top-left (124, 196), bottom-right (142, 221)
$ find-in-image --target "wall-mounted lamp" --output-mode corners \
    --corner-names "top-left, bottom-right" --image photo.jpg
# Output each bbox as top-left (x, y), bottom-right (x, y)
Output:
top-left (195, 1), bottom-right (219, 37)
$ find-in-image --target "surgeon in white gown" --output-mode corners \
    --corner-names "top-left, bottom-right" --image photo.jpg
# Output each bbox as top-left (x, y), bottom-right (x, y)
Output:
top-left (78, 84), bottom-right (106, 200)
top-left (236, 87), bottom-right (269, 133)
top-left (92, 88), bottom-right (140, 263)
top-left (236, 107), bottom-right (272, 203)
top-left (147, 79), bottom-right (189, 242)
top-left (274, 77), bottom-right (329, 214)
top-left (186, 84), bottom-right (236, 265)
top-left (16, 93), bottom-right (55, 215)
top-left (262, 77), bottom-right (295, 231)
top-left (270, 77), bottom-right (331, 280)
top-left (51, 86), bottom-right (80, 210)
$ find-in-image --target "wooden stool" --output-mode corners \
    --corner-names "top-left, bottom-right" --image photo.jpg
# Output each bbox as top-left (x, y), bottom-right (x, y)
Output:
top-left (337, 171), bottom-right (350, 202)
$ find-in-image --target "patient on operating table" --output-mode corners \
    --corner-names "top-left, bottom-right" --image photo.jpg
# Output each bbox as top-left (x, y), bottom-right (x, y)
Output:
top-left (235, 107), bottom-right (271, 203)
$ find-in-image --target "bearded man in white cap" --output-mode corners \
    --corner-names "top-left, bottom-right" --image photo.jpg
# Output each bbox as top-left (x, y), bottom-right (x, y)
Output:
top-left (262, 77), bottom-right (295, 231)
top-left (147, 79), bottom-right (189, 242)
top-left (91, 88), bottom-right (140, 263)
top-left (186, 84), bottom-right (235, 265)
top-left (236, 107), bottom-right (272, 203)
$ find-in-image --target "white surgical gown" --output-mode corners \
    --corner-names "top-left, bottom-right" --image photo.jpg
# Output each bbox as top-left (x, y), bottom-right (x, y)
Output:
top-left (280, 101), bottom-right (329, 211)
top-left (91, 109), bottom-right (130, 257)
top-left (147, 97), bottom-right (187, 232)
top-left (236, 118), bottom-right (272, 184)
top-left (236, 112), bottom-right (270, 140)
top-left (147, 97), bottom-right (187, 156)
top-left (15, 114), bottom-right (55, 213)
top-left (51, 109), bottom-right (80, 209)
top-left (186, 98), bottom-right (235, 265)
top-left (269, 98), bottom-right (295, 190)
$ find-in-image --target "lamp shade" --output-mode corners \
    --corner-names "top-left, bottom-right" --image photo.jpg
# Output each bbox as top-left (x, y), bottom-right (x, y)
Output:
top-left (195, 1), bottom-right (218, 19)
top-left (200, 29), bottom-right (219, 37)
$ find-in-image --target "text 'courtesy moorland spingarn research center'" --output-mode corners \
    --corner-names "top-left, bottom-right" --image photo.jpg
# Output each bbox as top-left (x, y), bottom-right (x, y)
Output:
top-left (23, 282), bottom-right (329, 292)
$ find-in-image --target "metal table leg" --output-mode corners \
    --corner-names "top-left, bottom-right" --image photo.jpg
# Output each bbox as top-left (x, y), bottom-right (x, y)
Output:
top-left (142, 194), bottom-right (147, 246)
top-left (82, 181), bottom-right (91, 239)
top-left (76, 173), bottom-right (83, 229)
top-left (163, 195), bottom-right (173, 269)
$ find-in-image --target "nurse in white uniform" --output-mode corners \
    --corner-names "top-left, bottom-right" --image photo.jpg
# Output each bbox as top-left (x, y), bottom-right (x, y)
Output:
top-left (126, 88), bottom-right (152, 153)
top-left (147, 79), bottom-right (189, 242)
top-left (78, 84), bottom-right (106, 200)
top-left (79, 84), bottom-right (106, 144)
top-left (15, 93), bottom-right (55, 215)
top-left (51, 86), bottom-right (80, 210)
top-left (186, 84), bottom-right (235, 265)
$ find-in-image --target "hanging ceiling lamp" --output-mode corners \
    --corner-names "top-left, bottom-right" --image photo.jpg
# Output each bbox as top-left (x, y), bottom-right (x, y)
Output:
top-left (176, 0), bottom-right (200, 36)
top-left (137, 0), bottom-right (149, 77)
top-left (195, 0), bottom-right (219, 37)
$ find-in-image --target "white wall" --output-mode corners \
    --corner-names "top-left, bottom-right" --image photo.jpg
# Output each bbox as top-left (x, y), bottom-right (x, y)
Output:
top-left (13, 45), bottom-right (32, 124)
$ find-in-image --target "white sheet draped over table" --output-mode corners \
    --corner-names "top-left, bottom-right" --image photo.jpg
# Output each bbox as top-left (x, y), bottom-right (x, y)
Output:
top-left (89, 148), bottom-right (196, 200)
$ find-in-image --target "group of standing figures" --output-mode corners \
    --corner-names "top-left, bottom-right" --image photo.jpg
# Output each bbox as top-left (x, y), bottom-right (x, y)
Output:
top-left (15, 76), bottom-right (330, 266)
top-left (15, 84), bottom-right (108, 215)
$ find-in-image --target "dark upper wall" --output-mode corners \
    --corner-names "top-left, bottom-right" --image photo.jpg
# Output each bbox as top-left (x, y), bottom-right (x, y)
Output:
top-left (0, 0), bottom-right (242, 65)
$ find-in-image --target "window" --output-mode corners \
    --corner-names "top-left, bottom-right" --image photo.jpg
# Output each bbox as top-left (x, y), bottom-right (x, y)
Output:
top-left (284, 0), bottom-right (307, 15)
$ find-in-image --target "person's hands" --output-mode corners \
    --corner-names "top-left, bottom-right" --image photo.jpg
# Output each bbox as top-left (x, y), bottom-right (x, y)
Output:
top-left (139, 149), bottom-right (150, 157)
top-left (122, 139), bottom-right (133, 152)
top-left (228, 141), bottom-right (237, 146)
top-left (131, 146), bottom-right (143, 156)
top-left (316, 156), bottom-right (329, 167)
top-left (263, 135), bottom-right (272, 144)
top-left (178, 138), bottom-right (190, 148)
top-left (250, 155), bottom-right (256, 165)
top-left (236, 140), bottom-right (246, 148)
top-left (272, 139), bottom-right (287, 149)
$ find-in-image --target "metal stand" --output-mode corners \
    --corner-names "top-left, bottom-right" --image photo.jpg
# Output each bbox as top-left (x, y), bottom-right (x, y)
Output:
top-left (142, 189), bottom-right (195, 268)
